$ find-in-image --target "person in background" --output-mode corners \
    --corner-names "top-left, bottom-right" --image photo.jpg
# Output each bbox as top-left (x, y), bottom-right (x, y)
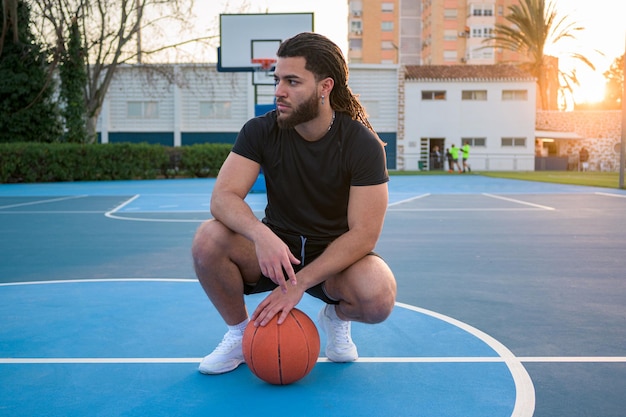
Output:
top-left (192, 32), bottom-right (397, 375)
top-left (430, 145), bottom-right (442, 170)
top-left (445, 147), bottom-right (453, 173)
top-left (461, 141), bottom-right (471, 173)
top-left (449, 144), bottom-right (462, 173)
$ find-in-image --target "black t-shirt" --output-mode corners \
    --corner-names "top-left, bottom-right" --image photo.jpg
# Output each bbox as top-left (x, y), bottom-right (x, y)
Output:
top-left (232, 110), bottom-right (389, 240)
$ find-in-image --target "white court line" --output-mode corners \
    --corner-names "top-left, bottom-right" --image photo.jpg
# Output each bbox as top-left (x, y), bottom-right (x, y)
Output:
top-left (2, 356), bottom-right (625, 364)
top-left (105, 194), bottom-right (140, 215)
top-left (0, 278), bottom-right (197, 287)
top-left (103, 195), bottom-right (197, 223)
top-left (596, 192), bottom-right (626, 199)
top-left (0, 195), bottom-right (88, 210)
top-left (397, 302), bottom-right (535, 417)
top-left (104, 214), bottom-right (208, 223)
top-left (103, 194), bottom-right (213, 223)
top-left (387, 208), bottom-right (543, 212)
top-left (483, 193), bottom-right (556, 210)
top-left (388, 193), bottom-right (430, 207)
top-left (0, 211), bottom-right (105, 214)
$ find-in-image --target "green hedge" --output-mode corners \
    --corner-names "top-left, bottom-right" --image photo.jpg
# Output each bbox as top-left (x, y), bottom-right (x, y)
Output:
top-left (0, 142), bottom-right (232, 183)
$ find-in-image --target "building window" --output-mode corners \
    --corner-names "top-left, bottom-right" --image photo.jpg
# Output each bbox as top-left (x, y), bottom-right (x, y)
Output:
top-left (444, 30), bottom-right (457, 41)
top-left (444, 9), bottom-right (457, 19)
top-left (351, 0), bottom-right (363, 16)
top-left (381, 21), bottom-right (393, 32)
top-left (382, 41), bottom-right (395, 50)
top-left (351, 21), bottom-right (362, 33)
top-left (470, 47), bottom-right (494, 60)
top-left (472, 5), bottom-right (494, 16)
top-left (443, 50), bottom-right (457, 62)
top-left (471, 27), bottom-right (494, 38)
top-left (382, 2), bottom-right (394, 12)
top-left (127, 101), bottom-right (158, 119)
top-left (422, 91), bottom-right (446, 100)
top-left (462, 90), bottom-right (487, 100)
top-left (199, 101), bottom-right (232, 119)
top-left (349, 38), bottom-right (363, 51)
top-left (501, 137), bottom-right (526, 147)
top-left (461, 137), bottom-right (486, 147)
top-left (502, 90), bottom-right (528, 100)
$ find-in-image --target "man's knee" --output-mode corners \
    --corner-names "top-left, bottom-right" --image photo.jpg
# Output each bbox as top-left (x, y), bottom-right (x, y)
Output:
top-left (192, 220), bottom-right (226, 264)
top-left (334, 259), bottom-right (397, 324)
top-left (363, 281), bottom-right (396, 323)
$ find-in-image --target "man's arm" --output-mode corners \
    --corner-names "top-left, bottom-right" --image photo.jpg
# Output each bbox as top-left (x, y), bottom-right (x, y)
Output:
top-left (210, 152), bottom-right (300, 290)
top-left (296, 182), bottom-right (389, 290)
top-left (251, 181), bottom-right (389, 326)
top-left (210, 152), bottom-right (262, 237)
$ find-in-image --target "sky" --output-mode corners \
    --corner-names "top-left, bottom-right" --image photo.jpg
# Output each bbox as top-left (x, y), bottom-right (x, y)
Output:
top-left (194, 0), bottom-right (626, 104)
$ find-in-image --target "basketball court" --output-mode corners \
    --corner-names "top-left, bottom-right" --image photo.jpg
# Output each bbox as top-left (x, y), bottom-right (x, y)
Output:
top-left (1, 175), bottom-right (626, 416)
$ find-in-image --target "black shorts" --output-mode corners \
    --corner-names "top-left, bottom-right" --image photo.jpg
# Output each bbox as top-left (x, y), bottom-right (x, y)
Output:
top-left (243, 224), bottom-right (379, 305)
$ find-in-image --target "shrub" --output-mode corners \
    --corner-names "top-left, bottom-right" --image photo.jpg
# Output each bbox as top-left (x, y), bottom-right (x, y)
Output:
top-left (0, 142), bottom-right (232, 183)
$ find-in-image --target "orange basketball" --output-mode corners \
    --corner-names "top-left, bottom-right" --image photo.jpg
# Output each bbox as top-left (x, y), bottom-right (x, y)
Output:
top-left (242, 308), bottom-right (320, 385)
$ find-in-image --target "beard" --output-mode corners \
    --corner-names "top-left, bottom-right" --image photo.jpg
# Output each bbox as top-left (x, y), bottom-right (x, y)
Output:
top-left (276, 91), bottom-right (319, 129)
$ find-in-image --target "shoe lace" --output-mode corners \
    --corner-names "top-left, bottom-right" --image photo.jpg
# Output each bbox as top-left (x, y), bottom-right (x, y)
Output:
top-left (330, 318), bottom-right (353, 347)
top-left (213, 331), bottom-right (242, 354)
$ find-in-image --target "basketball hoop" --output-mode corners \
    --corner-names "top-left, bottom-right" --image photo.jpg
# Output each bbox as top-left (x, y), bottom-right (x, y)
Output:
top-left (251, 58), bottom-right (276, 72)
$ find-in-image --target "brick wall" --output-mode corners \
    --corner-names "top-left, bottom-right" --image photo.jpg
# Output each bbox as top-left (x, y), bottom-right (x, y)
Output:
top-left (536, 110), bottom-right (623, 171)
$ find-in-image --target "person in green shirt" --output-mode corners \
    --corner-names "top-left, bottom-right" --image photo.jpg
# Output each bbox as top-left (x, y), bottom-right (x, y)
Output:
top-left (461, 141), bottom-right (471, 173)
top-left (449, 144), bottom-right (462, 173)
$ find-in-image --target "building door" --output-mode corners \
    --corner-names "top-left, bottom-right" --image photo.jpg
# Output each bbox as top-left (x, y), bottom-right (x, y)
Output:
top-left (422, 137), bottom-right (445, 170)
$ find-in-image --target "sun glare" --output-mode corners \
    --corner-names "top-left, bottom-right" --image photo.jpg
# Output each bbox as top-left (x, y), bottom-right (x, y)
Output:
top-left (573, 68), bottom-right (607, 104)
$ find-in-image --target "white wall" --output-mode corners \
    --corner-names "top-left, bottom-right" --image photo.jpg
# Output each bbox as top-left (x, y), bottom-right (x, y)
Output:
top-left (96, 63), bottom-right (537, 171)
top-left (98, 65), bottom-right (251, 142)
top-left (97, 63), bottom-right (399, 146)
top-left (404, 79), bottom-right (536, 170)
top-left (347, 64), bottom-right (399, 133)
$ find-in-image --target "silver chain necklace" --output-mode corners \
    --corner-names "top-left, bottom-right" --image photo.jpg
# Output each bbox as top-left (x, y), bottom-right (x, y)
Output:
top-left (328, 111), bottom-right (336, 131)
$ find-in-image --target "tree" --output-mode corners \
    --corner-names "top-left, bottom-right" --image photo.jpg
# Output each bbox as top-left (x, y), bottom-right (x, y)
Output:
top-left (0, 0), bottom-right (19, 57)
top-left (483, 0), bottom-right (596, 110)
top-left (0, 1), bottom-right (62, 143)
top-left (603, 53), bottom-right (624, 111)
top-left (32, 0), bottom-right (213, 143)
top-left (59, 17), bottom-right (88, 143)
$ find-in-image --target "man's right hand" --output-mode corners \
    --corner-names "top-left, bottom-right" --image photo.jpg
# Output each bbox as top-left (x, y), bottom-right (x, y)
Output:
top-left (253, 226), bottom-right (300, 294)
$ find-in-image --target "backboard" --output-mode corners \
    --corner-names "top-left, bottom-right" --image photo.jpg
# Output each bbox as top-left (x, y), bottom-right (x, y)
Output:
top-left (218, 13), bottom-right (314, 76)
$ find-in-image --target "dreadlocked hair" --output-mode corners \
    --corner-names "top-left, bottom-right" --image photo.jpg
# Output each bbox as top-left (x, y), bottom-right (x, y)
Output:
top-left (277, 32), bottom-right (382, 142)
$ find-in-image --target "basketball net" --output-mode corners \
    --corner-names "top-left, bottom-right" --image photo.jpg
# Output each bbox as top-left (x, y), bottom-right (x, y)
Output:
top-left (251, 58), bottom-right (276, 72)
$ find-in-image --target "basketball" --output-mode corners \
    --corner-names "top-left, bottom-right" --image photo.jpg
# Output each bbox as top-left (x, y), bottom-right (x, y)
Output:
top-left (242, 308), bottom-right (320, 385)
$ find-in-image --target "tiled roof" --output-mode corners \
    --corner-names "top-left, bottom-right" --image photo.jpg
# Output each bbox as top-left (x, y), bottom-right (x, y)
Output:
top-left (405, 65), bottom-right (535, 81)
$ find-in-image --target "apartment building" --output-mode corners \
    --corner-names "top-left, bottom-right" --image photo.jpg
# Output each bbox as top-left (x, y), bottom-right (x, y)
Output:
top-left (348, 0), bottom-right (401, 64)
top-left (348, 0), bottom-right (523, 65)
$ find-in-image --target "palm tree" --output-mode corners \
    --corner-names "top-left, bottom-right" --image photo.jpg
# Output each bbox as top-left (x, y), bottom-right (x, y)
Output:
top-left (483, 0), bottom-right (596, 110)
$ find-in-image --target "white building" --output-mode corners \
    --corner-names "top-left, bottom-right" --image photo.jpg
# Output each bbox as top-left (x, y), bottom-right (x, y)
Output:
top-left (97, 63), bottom-right (536, 171)
top-left (401, 65), bottom-right (536, 171)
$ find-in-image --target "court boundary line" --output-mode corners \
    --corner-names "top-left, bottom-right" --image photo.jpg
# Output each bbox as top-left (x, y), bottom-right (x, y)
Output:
top-left (596, 192), bottom-right (626, 199)
top-left (0, 195), bottom-right (88, 210)
top-left (2, 356), bottom-right (625, 365)
top-left (0, 278), bottom-right (535, 417)
top-left (396, 301), bottom-right (535, 417)
top-left (104, 194), bottom-right (214, 223)
top-left (0, 211), bottom-right (106, 214)
top-left (482, 193), bottom-right (556, 210)
top-left (388, 193), bottom-right (431, 207)
top-left (0, 278), bottom-right (197, 287)
top-left (387, 208), bottom-right (547, 212)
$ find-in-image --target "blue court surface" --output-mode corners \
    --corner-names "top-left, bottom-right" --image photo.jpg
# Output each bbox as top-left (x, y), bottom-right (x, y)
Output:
top-left (1, 175), bottom-right (625, 417)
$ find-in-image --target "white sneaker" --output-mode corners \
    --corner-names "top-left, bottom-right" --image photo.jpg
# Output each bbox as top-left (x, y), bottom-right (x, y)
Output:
top-left (318, 304), bottom-right (358, 362)
top-left (198, 330), bottom-right (245, 374)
